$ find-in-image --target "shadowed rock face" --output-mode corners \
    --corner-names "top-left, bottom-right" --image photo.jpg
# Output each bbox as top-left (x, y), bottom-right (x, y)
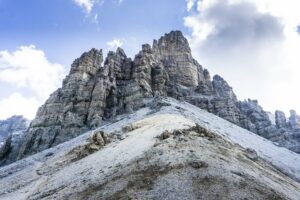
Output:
top-left (0, 116), bottom-right (29, 143)
top-left (276, 111), bottom-right (287, 128)
top-left (1, 30), bottom-right (299, 165)
top-left (272, 110), bottom-right (300, 153)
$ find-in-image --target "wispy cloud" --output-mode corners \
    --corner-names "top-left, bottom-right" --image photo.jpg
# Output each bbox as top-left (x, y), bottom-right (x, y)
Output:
top-left (93, 13), bottom-right (99, 24)
top-left (74, 0), bottom-right (125, 13)
top-left (73, 0), bottom-right (102, 13)
top-left (186, 0), bottom-right (197, 11)
top-left (107, 39), bottom-right (124, 49)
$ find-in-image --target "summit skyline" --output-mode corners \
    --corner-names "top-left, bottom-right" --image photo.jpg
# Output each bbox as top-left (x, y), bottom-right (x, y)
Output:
top-left (1, 0), bottom-right (300, 119)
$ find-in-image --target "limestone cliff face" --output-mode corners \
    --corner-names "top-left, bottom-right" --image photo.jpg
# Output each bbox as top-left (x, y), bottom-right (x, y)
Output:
top-left (1, 30), bottom-right (299, 165)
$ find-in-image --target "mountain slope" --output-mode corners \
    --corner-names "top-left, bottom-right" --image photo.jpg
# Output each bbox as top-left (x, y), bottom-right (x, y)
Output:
top-left (0, 97), bottom-right (299, 200)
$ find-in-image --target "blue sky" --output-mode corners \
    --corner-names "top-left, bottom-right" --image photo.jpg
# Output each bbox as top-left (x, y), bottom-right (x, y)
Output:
top-left (1, 0), bottom-right (300, 119)
top-left (0, 0), bottom-right (188, 66)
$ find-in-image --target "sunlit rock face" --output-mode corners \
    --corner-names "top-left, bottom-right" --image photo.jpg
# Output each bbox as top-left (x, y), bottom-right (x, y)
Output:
top-left (1, 30), bottom-right (299, 166)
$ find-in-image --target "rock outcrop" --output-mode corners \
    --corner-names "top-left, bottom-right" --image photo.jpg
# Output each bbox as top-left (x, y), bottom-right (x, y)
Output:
top-left (275, 111), bottom-right (287, 128)
top-left (271, 110), bottom-right (300, 153)
top-left (1, 30), bottom-right (300, 166)
top-left (0, 116), bottom-right (29, 144)
top-left (0, 116), bottom-right (29, 166)
top-left (289, 110), bottom-right (300, 129)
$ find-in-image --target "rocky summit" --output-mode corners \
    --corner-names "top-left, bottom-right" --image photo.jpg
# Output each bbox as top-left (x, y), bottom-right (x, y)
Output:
top-left (1, 31), bottom-right (300, 166)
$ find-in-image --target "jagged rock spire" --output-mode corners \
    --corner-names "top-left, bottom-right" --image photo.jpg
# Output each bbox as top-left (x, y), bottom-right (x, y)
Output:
top-left (289, 110), bottom-right (300, 129)
top-left (69, 48), bottom-right (103, 75)
top-left (154, 30), bottom-right (191, 53)
top-left (275, 111), bottom-right (287, 128)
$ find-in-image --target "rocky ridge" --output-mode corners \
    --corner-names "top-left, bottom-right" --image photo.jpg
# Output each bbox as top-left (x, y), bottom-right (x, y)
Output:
top-left (0, 116), bottom-right (29, 166)
top-left (1, 30), bottom-right (300, 165)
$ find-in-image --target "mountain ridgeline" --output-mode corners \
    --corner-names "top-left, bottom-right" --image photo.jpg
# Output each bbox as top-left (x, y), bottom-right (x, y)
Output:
top-left (1, 31), bottom-right (300, 166)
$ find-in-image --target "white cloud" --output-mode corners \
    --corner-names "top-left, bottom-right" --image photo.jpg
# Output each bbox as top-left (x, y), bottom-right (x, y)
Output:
top-left (0, 93), bottom-right (40, 120)
top-left (93, 13), bottom-right (99, 24)
top-left (0, 45), bottom-right (65, 119)
top-left (0, 45), bottom-right (65, 101)
top-left (107, 39), bottom-right (124, 49)
top-left (186, 0), bottom-right (197, 11)
top-left (73, 0), bottom-right (106, 13)
top-left (73, 0), bottom-right (95, 13)
top-left (184, 0), bottom-right (300, 114)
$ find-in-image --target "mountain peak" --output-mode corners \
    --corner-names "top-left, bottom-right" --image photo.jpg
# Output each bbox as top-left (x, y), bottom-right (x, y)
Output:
top-left (213, 75), bottom-right (237, 101)
top-left (1, 30), bottom-right (300, 166)
top-left (69, 48), bottom-right (103, 75)
top-left (155, 30), bottom-right (191, 53)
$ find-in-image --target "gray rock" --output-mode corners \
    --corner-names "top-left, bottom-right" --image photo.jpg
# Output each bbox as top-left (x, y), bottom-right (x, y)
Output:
top-left (159, 130), bottom-right (171, 140)
top-left (188, 160), bottom-right (209, 169)
top-left (289, 110), bottom-right (300, 129)
top-left (275, 111), bottom-right (287, 128)
top-left (212, 75), bottom-right (237, 101)
top-left (267, 110), bottom-right (300, 153)
top-left (0, 116), bottom-right (29, 143)
top-left (245, 148), bottom-right (258, 161)
top-left (0, 116), bottom-right (29, 166)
